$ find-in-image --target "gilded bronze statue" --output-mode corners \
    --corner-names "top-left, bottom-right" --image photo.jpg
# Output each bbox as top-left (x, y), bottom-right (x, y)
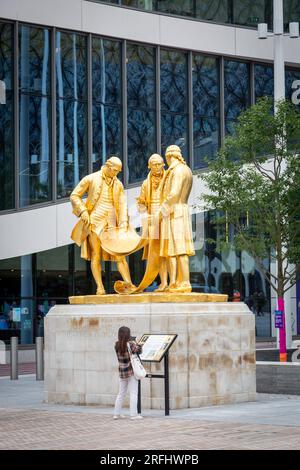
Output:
top-left (70, 156), bottom-right (136, 295)
top-left (159, 145), bottom-right (195, 293)
top-left (137, 153), bottom-right (169, 292)
top-left (70, 146), bottom-right (195, 296)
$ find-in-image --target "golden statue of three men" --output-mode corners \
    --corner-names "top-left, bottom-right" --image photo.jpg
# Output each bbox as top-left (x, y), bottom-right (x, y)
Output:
top-left (70, 144), bottom-right (195, 295)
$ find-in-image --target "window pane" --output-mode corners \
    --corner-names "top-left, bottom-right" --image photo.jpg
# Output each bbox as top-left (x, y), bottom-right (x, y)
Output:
top-left (233, 0), bottom-right (269, 27)
top-left (195, 0), bottom-right (228, 23)
top-left (0, 22), bottom-right (14, 211)
top-left (156, 0), bottom-right (194, 17)
top-left (193, 117), bottom-right (219, 169)
top-left (19, 25), bottom-right (50, 95)
top-left (255, 64), bottom-right (274, 101)
top-left (0, 256), bottom-right (21, 298)
top-left (224, 60), bottom-right (250, 130)
top-left (160, 49), bottom-right (188, 113)
top-left (127, 109), bottom-right (156, 184)
top-left (284, 0), bottom-right (300, 30)
top-left (56, 31), bottom-right (87, 101)
top-left (19, 95), bottom-right (51, 207)
top-left (74, 245), bottom-right (94, 296)
top-left (127, 43), bottom-right (155, 110)
top-left (36, 246), bottom-right (69, 297)
top-left (161, 113), bottom-right (188, 158)
top-left (286, 69), bottom-right (300, 109)
top-left (57, 99), bottom-right (88, 199)
top-left (92, 104), bottom-right (122, 172)
top-left (92, 38), bottom-right (121, 106)
top-left (193, 54), bottom-right (219, 118)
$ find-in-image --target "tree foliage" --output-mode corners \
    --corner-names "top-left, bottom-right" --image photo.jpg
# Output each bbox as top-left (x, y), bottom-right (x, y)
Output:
top-left (200, 97), bottom-right (300, 296)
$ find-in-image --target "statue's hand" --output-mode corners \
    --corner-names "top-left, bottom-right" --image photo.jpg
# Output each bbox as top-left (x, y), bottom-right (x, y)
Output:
top-left (119, 222), bottom-right (128, 232)
top-left (138, 204), bottom-right (147, 213)
top-left (81, 210), bottom-right (90, 226)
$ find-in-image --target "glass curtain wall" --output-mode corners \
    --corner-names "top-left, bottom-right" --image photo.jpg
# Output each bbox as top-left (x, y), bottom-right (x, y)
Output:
top-left (92, 38), bottom-right (122, 173)
top-left (254, 63), bottom-right (274, 101)
top-left (93, 0), bottom-right (273, 28)
top-left (0, 22), bottom-right (14, 211)
top-left (19, 25), bottom-right (51, 207)
top-left (160, 49), bottom-right (188, 159)
top-left (56, 31), bottom-right (88, 198)
top-left (224, 60), bottom-right (250, 135)
top-left (127, 43), bottom-right (156, 184)
top-left (192, 54), bottom-right (220, 169)
top-left (1, 18), bottom-right (300, 211)
top-left (286, 68), bottom-right (300, 110)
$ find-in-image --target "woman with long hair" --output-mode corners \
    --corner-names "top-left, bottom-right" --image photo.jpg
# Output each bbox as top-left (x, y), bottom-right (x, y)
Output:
top-left (113, 326), bottom-right (143, 420)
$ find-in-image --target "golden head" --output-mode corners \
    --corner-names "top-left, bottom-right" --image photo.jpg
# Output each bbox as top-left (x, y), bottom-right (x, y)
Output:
top-left (148, 153), bottom-right (164, 176)
top-left (104, 156), bottom-right (122, 178)
top-left (165, 145), bottom-right (186, 166)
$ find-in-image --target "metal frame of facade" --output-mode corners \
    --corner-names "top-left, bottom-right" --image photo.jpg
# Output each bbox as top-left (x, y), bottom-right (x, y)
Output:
top-left (1, 17), bottom-right (300, 214)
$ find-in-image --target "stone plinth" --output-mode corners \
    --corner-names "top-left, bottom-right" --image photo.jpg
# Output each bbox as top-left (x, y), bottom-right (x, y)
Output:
top-left (44, 302), bottom-right (256, 409)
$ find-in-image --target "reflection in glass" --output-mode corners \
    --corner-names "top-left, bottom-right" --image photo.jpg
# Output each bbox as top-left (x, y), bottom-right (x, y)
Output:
top-left (284, 0), bottom-right (300, 30)
top-left (92, 38), bottom-right (122, 171)
top-left (127, 44), bottom-right (156, 184)
top-left (233, 0), bottom-right (270, 27)
top-left (128, 109), bottom-right (156, 183)
top-left (161, 113), bottom-right (188, 158)
top-left (19, 26), bottom-right (50, 95)
top-left (36, 246), bottom-right (69, 298)
top-left (193, 55), bottom-right (219, 117)
top-left (19, 25), bottom-right (51, 207)
top-left (193, 117), bottom-right (219, 169)
top-left (161, 49), bottom-right (188, 114)
top-left (255, 64), bottom-right (274, 101)
top-left (74, 245), bottom-right (94, 296)
top-left (155, 1), bottom-right (194, 17)
top-left (56, 31), bottom-right (88, 198)
top-left (56, 31), bottom-right (87, 101)
top-left (195, 0), bottom-right (228, 23)
top-left (93, 104), bottom-right (121, 172)
top-left (92, 38), bottom-right (121, 106)
top-left (224, 60), bottom-right (250, 134)
top-left (285, 69), bottom-right (300, 109)
top-left (56, 99), bottom-right (87, 198)
top-left (193, 54), bottom-right (219, 169)
top-left (127, 44), bottom-right (155, 109)
top-left (161, 49), bottom-right (188, 159)
top-left (19, 95), bottom-right (51, 206)
top-left (0, 22), bottom-right (14, 210)
top-left (94, 0), bottom-right (273, 28)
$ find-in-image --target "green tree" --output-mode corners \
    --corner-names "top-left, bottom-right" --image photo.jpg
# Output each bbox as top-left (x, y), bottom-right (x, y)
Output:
top-left (200, 97), bottom-right (300, 314)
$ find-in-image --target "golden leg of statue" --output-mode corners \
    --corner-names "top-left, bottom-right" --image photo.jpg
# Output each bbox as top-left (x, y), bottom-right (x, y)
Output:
top-left (168, 255), bottom-right (192, 293)
top-left (154, 258), bottom-right (169, 292)
top-left (89, 232), bottom-right (106, 295)
top-left (117, 259), bottom-right (136, 292)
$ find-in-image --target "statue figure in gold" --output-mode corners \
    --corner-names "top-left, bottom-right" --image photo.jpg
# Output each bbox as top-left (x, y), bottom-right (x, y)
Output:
top-left (159, 145), bottom-right (195, 293)
top-left (70, 157), bottom-right (135, 295)
top-left (136, 154), bottom-right (169, 292)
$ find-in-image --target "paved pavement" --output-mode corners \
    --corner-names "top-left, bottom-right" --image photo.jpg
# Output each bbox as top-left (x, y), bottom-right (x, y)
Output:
top-left (0, 376), bottom-right (300, 450)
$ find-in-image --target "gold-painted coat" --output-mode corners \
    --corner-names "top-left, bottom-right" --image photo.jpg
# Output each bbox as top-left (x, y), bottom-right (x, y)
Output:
top-left (160, 160), bottom-right (195, 257)
top-left (70, 170), bottom-right (128, 260)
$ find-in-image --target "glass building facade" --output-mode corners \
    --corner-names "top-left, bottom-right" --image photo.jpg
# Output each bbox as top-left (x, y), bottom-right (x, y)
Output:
top-left (0, 17), bottom-right (300, 344)
top-left (91, 0), bottom-right (300, 31)
top-left (1, 18), bottom-right (300, 209)
top-left (0, 213), bottom-right (272, 344)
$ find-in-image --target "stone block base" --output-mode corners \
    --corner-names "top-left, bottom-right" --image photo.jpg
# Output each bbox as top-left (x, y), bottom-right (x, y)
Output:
top-left (44, 302), bottom-right (256, 409)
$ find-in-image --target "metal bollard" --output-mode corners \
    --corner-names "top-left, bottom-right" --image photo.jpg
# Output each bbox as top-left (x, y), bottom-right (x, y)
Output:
top-left (36, 337), bottom-right (44, 381)
top-left (10, 336), bottom-right (18, 380)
